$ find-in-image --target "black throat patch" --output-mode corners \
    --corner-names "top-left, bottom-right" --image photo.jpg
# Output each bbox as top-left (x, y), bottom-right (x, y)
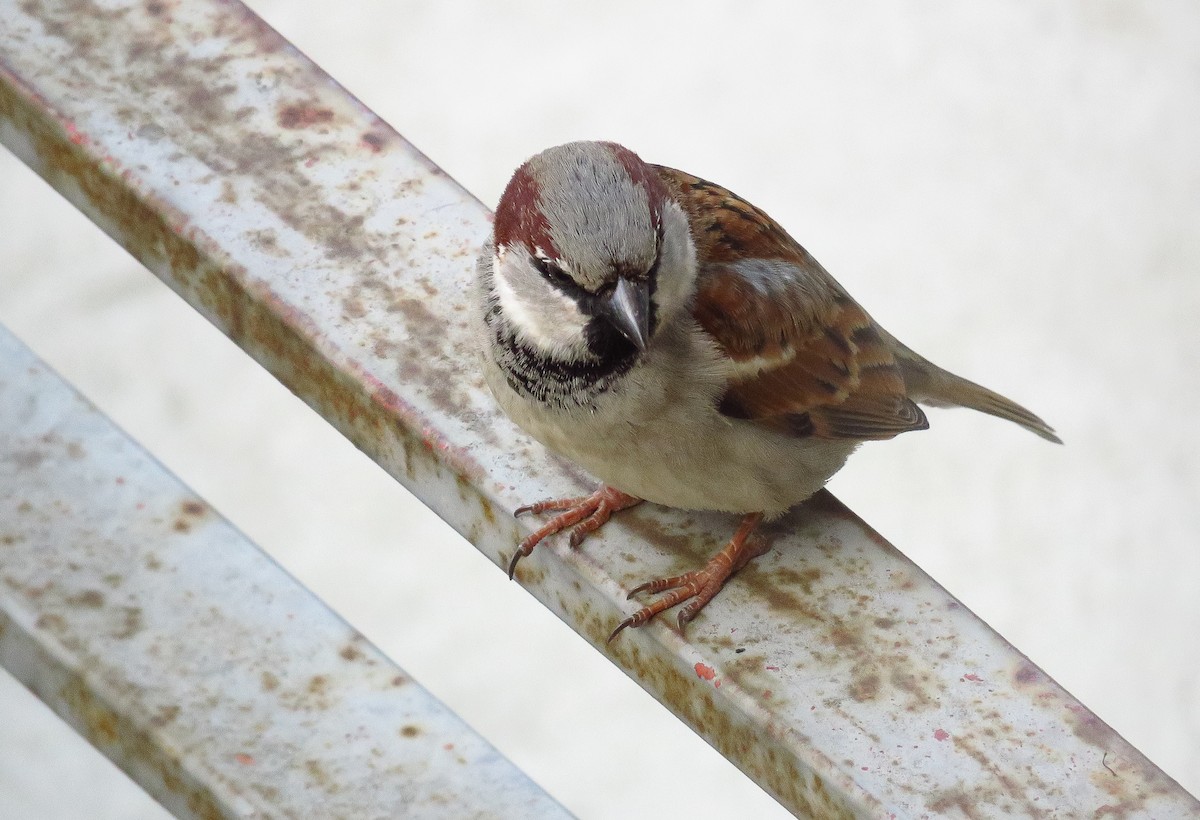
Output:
top-left (483, 275), bottom-right (642, 408)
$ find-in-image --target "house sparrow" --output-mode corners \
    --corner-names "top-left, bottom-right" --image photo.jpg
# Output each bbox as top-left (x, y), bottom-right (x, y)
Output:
top-left (475, 141), bottom-right (1059, 641)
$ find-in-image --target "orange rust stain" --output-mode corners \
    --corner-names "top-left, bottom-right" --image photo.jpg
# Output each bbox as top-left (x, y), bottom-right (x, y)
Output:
top-left (235, 753), bottom-right (255, 765)
top-left (277, 104), bottom-right (334, 129)
top-left (339, 643), bottom-right (364, 661)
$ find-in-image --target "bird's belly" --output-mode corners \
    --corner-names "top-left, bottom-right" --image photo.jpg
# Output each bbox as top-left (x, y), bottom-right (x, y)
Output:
top-left (565, 418), bottom-right (854, 515)
top-left (498, 380), bottom-right (856, 516)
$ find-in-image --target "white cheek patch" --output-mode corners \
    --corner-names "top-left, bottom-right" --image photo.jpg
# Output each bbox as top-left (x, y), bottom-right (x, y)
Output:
top-left (492, 253), bottom-right (591, 355)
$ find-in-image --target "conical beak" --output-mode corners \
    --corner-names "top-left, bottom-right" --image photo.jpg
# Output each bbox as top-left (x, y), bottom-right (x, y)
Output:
top-left (599, 278), bottom-right (651, 351)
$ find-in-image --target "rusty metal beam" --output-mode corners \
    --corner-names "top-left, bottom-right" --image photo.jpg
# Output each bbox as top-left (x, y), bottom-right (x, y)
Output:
top-left (0, 0), bottom-right (1195, 816)
top-left (0, 326), bottom-right (570, 818)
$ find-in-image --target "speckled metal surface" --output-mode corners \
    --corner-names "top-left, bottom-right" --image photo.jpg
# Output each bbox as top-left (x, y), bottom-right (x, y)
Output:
top-left (0, 327), bottom-right (571, 818)
top-left (0, 0), bottom-right (1195, 816)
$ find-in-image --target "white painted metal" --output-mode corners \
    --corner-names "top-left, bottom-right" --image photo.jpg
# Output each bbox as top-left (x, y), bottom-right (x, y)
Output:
top-left (0, 327), bottom-right (570, 818)
top-left (1, 0), bottom-right (1195, 815)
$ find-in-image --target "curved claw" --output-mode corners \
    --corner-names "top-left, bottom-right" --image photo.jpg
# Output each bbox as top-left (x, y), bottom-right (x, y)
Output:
top-left (507, 547), bottom-right (529, 580)
top-left (627, 582), bottom-right (651, 600)
top-left (604, 614), bottom-right (643, 648)
top-left (607, 618), bottom-right (634, 643)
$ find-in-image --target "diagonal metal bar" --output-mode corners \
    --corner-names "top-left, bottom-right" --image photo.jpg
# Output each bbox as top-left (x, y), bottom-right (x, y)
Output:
top-left (0, 326), bottom-right (571, 819)
top-left (0, 0), bottom-right (1195, 816)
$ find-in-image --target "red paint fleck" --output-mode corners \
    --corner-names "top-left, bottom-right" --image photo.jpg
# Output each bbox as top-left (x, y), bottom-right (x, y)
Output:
top-left (714, 680), bottom-right (721, 688)
top-left (136, 502), bottom-right (145, 510)
top-left (766, 665), bottom-right (780, 671)
top-left (234, 753), bottom-right (255, 765)
top-left (65, 121), bottom-right (88, 146)
top-left (443, 743), bottom-right (455, 751)
top-left (861, 766), bottom-right (869, 771)
top-left (963, 673), bottom-right (983, 682)
top-left (694, 662), bottom-right (716, 681)
top-left (934, 729), bottom-right (950, 741)
top-left (304, 156), bottom-right (318, 167)
top-left (763, 690), bottom-right (773, 699)
top-left (115, 476), bottom-right (125, 484)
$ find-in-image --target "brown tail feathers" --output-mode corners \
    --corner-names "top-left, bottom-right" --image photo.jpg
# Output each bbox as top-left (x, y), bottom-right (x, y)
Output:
top-left (887, 337), bottom-right (1062, 444)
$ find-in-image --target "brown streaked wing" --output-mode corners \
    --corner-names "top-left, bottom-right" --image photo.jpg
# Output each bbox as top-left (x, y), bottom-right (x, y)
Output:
top-left (654, 165), bottom-right (928, 441)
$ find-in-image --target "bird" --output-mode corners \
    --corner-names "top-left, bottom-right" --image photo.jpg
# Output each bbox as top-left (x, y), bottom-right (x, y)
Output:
top-left (474, 140), bottom-right (1059, 641)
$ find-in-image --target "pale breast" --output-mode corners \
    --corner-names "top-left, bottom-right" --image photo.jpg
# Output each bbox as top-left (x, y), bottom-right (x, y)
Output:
top-left (482, 319), bottom-right (858, 516)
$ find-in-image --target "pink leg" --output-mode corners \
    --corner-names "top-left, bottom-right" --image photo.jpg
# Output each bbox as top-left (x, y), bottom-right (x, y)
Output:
top-left (609, 513), bottom-right (767, 641)
top-left (508, 486), bottom-right (642, 578)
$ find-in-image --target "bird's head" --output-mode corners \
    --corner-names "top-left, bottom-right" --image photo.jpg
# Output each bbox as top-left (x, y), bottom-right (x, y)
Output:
top-left (489, 141), bottom-right (696, 363)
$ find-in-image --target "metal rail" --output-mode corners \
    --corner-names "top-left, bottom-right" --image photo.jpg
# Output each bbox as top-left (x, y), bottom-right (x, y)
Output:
top-left (0, 0), bottom-right (1195, 816)
top-left (0, 327), bottom-right (570, 818)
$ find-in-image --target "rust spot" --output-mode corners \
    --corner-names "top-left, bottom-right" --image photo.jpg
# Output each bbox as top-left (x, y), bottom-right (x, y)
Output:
top-left (399, 725), bottom-right (420, 738)
top-left (12, 450), bottom-right (45, 469)
top-left (173, 499), bottom-right (209, 532)
top-left (339, 643), bottom-right (364, 661)
top-left (261, 671), bottom-right (280, 691)
top-left (827, 623), bottom-right (860, 649)
top-left (303, 758), bottom-right (335, 791)
top-left (342, 297), bottom-right (367, 318)
top-left (57, 675), bottom-right (226, 818)
top-left (848, 671), bottom-right (880, 702)
top-left (150, 704), bottom-right (180, 727)
top-left (277, 103), bottom-right (334, 129)
top-left (361, 131), bottom-right (384, 152)
top-left (36, 613), bottom-right (66, 632)
top-left (1014, 662), bottom-right (1043, 686)
top-left (66, 589), bottom-right (105, 608)
top-left (774, 565), bottom-right (821, 596)
top-left (114, 606), bottom-right (144, 639)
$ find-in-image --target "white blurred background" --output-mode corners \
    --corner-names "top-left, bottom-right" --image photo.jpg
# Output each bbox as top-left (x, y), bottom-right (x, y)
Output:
top-left (1, 1), bottom-right (1197, 817)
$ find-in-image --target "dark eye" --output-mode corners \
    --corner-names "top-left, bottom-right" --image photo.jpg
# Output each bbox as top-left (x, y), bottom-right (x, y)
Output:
top-left (533, 257), bottom-right (574, 288)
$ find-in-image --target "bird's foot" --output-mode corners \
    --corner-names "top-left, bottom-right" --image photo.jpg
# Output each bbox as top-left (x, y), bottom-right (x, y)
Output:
top-left (508, 486), bottom-right (642, 578)
top-left (609, 513), bottom-right (767, 642)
